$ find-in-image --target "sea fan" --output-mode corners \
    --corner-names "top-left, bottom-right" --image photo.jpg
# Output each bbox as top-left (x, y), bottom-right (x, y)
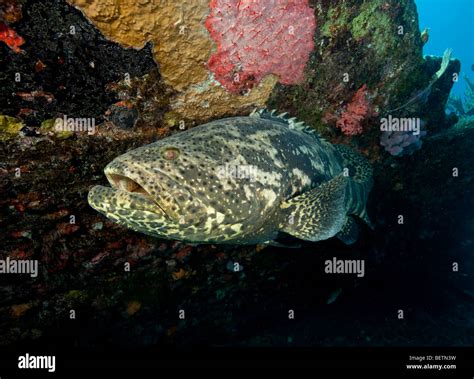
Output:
top-left (388, 48), bottom-right (452, 113)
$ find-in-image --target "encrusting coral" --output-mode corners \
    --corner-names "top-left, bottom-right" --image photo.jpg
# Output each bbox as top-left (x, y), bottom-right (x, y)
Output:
top-left (68, 0), bottom-right (317, 122)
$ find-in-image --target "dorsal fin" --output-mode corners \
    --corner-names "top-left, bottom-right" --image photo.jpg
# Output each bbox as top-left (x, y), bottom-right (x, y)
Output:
top-left (250, 108), bottom-right (322, 140)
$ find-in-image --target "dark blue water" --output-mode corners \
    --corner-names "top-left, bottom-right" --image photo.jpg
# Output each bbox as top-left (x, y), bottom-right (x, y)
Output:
top-left (416, 0), bottom-right (474, 96)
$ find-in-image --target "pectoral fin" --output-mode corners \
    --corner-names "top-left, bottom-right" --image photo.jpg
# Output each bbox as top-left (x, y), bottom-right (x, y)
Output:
top-left (279, 174), bottom-right (348, 242)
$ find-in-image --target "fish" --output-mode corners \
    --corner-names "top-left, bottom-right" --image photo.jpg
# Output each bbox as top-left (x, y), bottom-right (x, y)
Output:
top-left (420, 27), bottom-right (430, 45)
top-left (88, 110), bottom-right (373, 246)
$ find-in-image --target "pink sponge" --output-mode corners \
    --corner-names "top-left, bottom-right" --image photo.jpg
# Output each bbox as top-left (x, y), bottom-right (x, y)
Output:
top-left (205, 0), bottom-right (316, 93)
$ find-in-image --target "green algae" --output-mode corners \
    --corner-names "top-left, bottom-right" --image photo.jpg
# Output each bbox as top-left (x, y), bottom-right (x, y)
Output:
top-left (320, 6), bottom-right (351, 38)
top-left (40, 118), bottom-right (74, 140)
top-left (0, 115), bottom-right (24, 141)
top-left (351, 2), bottom-right (395, 59)
top-left (65, 289), bottom-right (88, 302)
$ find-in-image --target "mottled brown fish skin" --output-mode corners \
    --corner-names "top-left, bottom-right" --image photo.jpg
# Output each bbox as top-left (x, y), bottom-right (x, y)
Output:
top-left (88, 114), bottom-right (372, 245)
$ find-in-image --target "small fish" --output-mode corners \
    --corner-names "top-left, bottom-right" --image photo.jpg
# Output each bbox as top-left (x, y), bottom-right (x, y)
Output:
top-left (88, 110), bottom-right (373, 245)
top-left (421, 27), bottom-right (429, 45)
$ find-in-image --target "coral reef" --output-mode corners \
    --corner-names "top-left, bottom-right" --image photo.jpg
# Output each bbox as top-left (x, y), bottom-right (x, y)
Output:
top-left (388, 49), bottom-right (452, 114)
top-left (268, 0), bottom-right (460, 161)
top-left (269, 0), bottom-right (427, 142)
top-left (0, 0), bottom-right (469, 351)
top-left (67, 0), bottom-right (281, 122)
top-left (166, 75), bottom-right (278, 122)
top-left (0, 0), bottom-right (23, 52)
top-left (205, 0), bottom-right (316, 94)
top-left (105, 68), bottom-right (174, 130)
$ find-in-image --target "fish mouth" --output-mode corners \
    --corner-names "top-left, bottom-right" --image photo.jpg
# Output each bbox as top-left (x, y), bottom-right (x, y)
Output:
top-left (105, 172), bottom-right (172, 218)
top-left (87, 183), bottom-right (174, 239)
top-left (107, 173), bottom-right (153, 200)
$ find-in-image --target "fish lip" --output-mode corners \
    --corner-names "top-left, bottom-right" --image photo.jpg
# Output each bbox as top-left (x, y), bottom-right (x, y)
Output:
top-left (88, 184), bottom-right (167, 216)
top-left (87, 185), bottom-right (172, 232)
top-left (103, 164), bottom-right (178, 220)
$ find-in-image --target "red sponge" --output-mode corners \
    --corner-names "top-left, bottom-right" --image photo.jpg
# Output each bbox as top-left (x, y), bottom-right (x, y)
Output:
top-left (336, 85), bottom-right (374, 136)
top-left (205, 0), bottom-right (316, 93)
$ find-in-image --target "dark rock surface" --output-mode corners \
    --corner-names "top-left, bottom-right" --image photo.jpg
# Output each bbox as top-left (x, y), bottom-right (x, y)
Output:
top-left (0, 0), bottom-right (156, 125)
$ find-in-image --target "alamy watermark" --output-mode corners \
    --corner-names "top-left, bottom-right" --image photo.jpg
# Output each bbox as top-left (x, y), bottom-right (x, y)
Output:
top-left (216, 164), bottom-right (257, 182)
top-left (0, 257), bottom-right (38, 278)
top-left (380, 115), bottom-right (421, 136)
top-left (18, 354), bottom-right (55, 373)
top-left (325, 257), bottom-right (365, 278)
top-left (54, 115), bottom-right (96, 135)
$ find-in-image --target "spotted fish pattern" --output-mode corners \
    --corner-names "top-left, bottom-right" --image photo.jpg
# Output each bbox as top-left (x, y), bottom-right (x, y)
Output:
top-left (88, 110), bottom-right (373, 245)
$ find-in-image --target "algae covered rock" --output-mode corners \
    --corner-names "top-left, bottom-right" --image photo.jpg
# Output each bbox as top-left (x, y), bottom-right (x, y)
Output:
top-left (268, 1), bottom-right (454, 145)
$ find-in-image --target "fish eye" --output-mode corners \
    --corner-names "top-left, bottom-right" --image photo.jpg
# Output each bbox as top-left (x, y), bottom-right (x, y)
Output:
top-left (162, 147), bottom-right (180, 161)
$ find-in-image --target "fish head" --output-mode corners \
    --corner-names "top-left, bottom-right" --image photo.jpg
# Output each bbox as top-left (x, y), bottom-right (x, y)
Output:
top-left (88, 132), bottom-right (261, 241)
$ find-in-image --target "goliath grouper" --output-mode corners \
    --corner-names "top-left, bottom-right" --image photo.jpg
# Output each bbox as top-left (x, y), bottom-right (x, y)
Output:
top-left (88, 110), bottom-right (373, 246)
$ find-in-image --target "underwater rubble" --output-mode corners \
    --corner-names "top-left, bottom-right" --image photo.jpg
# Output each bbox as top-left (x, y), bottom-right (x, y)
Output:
top-left (0, 0), bottom-right (472, 349)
